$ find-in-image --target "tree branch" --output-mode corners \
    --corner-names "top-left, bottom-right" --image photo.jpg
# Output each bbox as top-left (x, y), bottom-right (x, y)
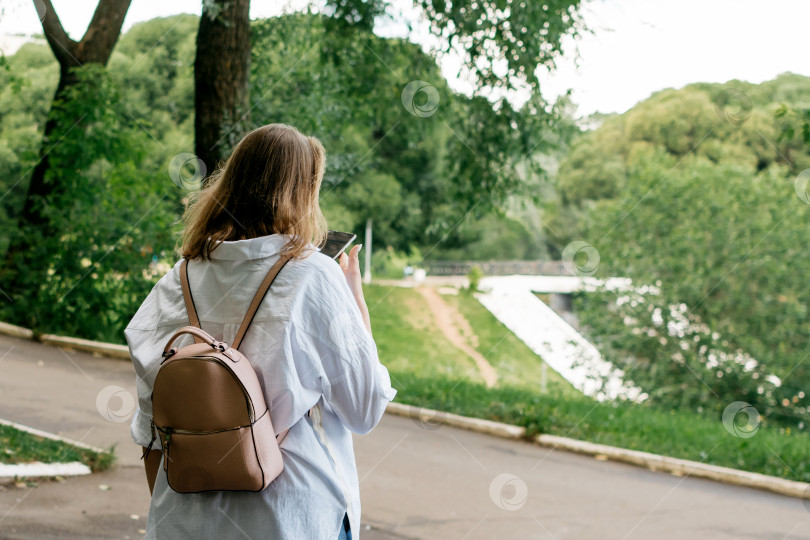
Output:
top-left (36, 0), bottom-right (78, 67)
top-left (75, 0), bottom-right (133, 65)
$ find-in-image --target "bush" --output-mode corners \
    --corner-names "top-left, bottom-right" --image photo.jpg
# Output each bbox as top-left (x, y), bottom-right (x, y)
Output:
top-left (573, 287), bottom-right (804, 429)
top-left (371, 246), bottom-right (423, 280)
top-left (466, 265), bottom-right (484, 292)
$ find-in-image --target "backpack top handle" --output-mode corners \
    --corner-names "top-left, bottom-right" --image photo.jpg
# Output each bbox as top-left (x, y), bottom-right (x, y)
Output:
top-left (179, 253), bottom-right (293, 350)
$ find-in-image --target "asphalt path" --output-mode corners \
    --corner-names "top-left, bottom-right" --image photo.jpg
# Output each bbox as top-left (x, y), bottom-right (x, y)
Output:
top-left (1, 334), bottom-right (808, 539)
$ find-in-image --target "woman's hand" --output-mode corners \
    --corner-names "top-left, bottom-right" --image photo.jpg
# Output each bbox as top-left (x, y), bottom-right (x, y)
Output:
top-left (339, 244), bottom-right (372, 335)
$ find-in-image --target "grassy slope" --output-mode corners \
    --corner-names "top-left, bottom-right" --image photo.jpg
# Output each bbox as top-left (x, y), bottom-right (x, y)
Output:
top-left (445, 291), bottom-right (577, 396)
top-left (0, 424), bottom-right (115, 472)
top-left (365, 285), bottom-right (484, 384)
top-left (364, 284), bottom-right (810, 482)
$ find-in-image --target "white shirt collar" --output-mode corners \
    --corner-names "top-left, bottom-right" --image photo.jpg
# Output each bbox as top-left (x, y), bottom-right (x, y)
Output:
top-left (208, 234), bottom-right (289, 260)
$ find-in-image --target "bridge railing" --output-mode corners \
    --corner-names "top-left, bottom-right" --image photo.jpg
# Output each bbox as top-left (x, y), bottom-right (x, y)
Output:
top-left (424, 260), bottom-right (570, 276)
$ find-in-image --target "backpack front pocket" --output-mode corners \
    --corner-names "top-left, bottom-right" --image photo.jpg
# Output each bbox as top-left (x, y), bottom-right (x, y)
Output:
top-left (163, 425), bottom-right (264, 493)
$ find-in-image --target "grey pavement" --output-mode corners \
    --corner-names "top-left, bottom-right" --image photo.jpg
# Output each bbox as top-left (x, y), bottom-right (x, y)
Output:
top-left (1, 334), bottom-right (809, 539)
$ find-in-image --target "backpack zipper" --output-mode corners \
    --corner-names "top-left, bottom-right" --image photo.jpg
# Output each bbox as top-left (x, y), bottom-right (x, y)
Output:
top-left (158, 408), bottom-right (270, 440)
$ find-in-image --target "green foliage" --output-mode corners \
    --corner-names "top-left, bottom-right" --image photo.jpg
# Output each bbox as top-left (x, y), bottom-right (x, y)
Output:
top-left (574, 288), bottom-right (782, 421)
top-left (322, 0), bottom-right (586, 94)
top-left (416, 0), bottom-right (585, 94)
top-left (539, 75), bottom-right (810, 429)
top-left (545, 75), bottom-right (810, 250)
top-left (564, 147), bottom-right (810, 428)
top-left (369, 246), bottom-right (423, 279)
top-left (108, 15), bottom-right (198, 170)
top-left (0, 42), bottom-right (59, 255)
top-left (429, 213), bottom-right (541, 260)
top-left (249, 13), bottom-right (567, 255)
top-left (775, 103), bottom-right (810, 146)
top-left (466, 265), bottom-right (483, 292)
top-left (1, 65), bottom-right (178, 342)
top-left (1, 9), bottom-right (578, 342)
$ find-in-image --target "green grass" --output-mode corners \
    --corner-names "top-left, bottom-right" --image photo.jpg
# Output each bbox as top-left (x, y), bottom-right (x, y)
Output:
top-left (363, 284), bottom-right (810, 482)
top-left (365, 285), bottom-right (484, 384)
top-left (0, 424), bottom-right (115, 473)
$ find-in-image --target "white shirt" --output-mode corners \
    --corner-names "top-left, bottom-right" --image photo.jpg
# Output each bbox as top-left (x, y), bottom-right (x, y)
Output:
top-left (126, 234), bottom-right (396, 539)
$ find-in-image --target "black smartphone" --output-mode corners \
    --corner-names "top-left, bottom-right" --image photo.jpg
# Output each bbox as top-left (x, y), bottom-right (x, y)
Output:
top-left (319, 231), bottom-right (357, 259)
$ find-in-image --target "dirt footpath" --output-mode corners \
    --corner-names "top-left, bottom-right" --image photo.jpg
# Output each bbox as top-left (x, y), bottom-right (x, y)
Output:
top-left (414, 287), bottom-right (498, 387)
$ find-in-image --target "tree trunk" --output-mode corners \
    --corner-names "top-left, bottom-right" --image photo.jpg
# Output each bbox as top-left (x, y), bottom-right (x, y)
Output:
top-left (194, 0), bottom-right (251, 173)
top-left (0, 0), bottom-right (131, 319)
top-left (20, 0), bottom-right (132, 227)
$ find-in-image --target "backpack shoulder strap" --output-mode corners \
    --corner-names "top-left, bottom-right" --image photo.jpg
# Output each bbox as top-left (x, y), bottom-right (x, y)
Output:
top-left (179, 259), bottom-right (204, 343)
top-left (232, 253), bottom-right (293, 350)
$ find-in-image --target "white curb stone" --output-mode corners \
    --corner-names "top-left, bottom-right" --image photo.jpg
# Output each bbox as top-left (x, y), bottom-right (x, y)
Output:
top-left (0, 321), bottom-right (33, 339)
top-left (39, 334), bottom-right (130, 360)
top-left (0, 462), bottom-right (91, 478)
top-left (386, 402), bottom-right (525, 439)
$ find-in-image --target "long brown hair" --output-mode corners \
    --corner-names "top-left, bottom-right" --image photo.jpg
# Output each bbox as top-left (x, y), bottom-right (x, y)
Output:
top-left (180, 124), bottom-right (328, 260)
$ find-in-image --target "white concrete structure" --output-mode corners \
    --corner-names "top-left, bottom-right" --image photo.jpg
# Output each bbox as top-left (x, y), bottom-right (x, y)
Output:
top-left (477, 275), bottom-right (642, 401)
top-left (480, 275), bottom-right (634, 295)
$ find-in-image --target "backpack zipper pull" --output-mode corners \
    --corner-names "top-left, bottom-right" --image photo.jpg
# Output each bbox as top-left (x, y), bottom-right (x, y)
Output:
top-left (141, 421), bottom-right (157, 459)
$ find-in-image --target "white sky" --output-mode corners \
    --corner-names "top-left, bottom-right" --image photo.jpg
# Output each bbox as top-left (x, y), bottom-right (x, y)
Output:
top-left (1, 0), bottom-right (807, 117)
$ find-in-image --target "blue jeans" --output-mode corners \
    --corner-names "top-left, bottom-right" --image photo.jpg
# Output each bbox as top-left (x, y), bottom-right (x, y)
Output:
top-left (337, 513), bottom-right (351, 540)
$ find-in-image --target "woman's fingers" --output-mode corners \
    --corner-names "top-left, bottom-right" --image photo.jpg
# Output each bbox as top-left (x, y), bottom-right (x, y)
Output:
top-left (348, 244), bottom-right (362, 264)
top-left (338, 244), bottom-right (371, 334)
top-left (340, 245), bottom-right (362, 274)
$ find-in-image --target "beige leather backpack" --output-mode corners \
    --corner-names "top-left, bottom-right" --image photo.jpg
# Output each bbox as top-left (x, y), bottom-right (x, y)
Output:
top-left (143, 254), bottom-right (293, 493)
